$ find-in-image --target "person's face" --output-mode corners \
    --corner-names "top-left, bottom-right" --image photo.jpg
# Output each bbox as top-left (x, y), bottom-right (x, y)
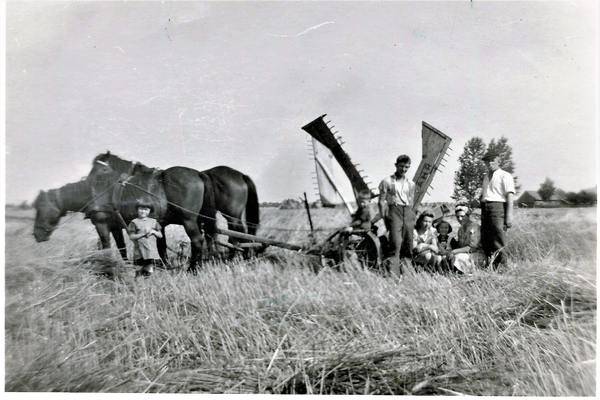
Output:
top-left (484, 156), bottom-right (500, 173)
top-left (358, 198), bottom-right (370, 209)
top-left (455, 211), bottom-right (469, 226)
top-left (437, 223), bottom-right (449, 236)
top-left (395, 161), bottom-right (410, 178)
top-left (137, 206), bottom-right (151, 218)
top-left (421, 216), bottom-right (433, 230)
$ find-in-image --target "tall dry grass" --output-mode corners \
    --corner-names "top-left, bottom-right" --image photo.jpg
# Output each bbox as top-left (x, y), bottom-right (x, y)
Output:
top-left (5, 207), bottom-right (596, 394)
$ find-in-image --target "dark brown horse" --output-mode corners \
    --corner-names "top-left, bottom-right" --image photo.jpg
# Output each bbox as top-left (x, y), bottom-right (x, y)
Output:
top-left (86, 152), bottom-right (260, 271)
top-left (32, 180), bottom-right (128, 259)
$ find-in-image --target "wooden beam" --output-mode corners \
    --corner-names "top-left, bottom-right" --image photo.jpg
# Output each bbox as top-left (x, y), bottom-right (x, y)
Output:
top-left (216, 228), bottom-right (305, 251)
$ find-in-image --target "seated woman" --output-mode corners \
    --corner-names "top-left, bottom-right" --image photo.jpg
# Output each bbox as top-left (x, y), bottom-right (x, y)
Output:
top-left (412, 211), bottom-right (440, 270)
top-left (448, 206), bottom-right (486, 274)
top-left (434, 219), bottom-right (455, 270)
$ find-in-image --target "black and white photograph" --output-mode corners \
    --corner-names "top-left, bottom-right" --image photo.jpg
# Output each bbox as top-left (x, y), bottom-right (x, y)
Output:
top-left (4, 1), bottom-right (596, 395)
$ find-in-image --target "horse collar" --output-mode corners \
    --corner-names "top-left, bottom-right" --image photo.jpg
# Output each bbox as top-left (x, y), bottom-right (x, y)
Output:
top-left (45, 191), bottom-right (63, 215)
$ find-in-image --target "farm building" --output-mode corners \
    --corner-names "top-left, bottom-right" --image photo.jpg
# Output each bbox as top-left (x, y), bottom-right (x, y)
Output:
top-left (517, 191), bottom-right (569, 208)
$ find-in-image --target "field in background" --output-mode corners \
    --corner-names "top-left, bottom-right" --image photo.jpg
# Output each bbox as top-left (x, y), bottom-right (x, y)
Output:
top-left (5, 206), bottom-right (596, 394)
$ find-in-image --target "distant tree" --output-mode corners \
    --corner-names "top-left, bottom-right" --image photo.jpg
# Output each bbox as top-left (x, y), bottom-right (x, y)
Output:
top-left (565, 191), bottom-right (579, 204)
top-left (279, 198), bottom-right (303, 209)
top-left (19, 201), bottom-right (32, 210)
top-left (486, 136), bottom-right (521, 193)
top-left (452, 137), bottom-right (487, 208)
top-left (538, 178), bottom-right (556, 201)
top-left (576, 189), bottom-right (597, 205)
top-left (565, 188), bottom-right (597, 206)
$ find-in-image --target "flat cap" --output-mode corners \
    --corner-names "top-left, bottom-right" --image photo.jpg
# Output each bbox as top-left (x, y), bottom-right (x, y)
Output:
top-left (482, 150), bottom-right (500, 161)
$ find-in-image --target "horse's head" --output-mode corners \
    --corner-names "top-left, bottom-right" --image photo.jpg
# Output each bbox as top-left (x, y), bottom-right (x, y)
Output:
top-left (87, 152), bottom-right (122, 183)
top-left (32, 190), bottom-right (63, 242)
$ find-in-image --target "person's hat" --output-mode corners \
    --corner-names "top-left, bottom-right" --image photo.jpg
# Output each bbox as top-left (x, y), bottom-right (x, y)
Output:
top-left (455, 205), bottom-right (471, 215)
top-left (357, 190), bottom-right (372, 202)
top-left (482, 150), bottom-right (500, 161)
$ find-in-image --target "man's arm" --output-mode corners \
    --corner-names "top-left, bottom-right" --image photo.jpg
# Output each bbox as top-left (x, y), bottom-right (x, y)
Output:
top-left (504, 192), bottom-right (514, 229)
top-left (378, 181), bottom-right (388, 219)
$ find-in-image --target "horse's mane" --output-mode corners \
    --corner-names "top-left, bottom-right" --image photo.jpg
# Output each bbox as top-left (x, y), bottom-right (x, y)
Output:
top-left (58, 180), bottom-right (92, 199)
top-left (34, 180), bottom-right (92, 211)
top-left (93, 152), bottom-right (153, 174)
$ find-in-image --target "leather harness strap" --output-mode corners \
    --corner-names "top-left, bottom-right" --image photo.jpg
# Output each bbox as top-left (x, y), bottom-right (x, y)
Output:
top-left (45, 191), bottom-right (63, 215)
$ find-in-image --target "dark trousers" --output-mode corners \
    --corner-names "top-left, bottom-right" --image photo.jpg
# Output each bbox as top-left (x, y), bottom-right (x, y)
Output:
top-left (481, 202), bottom-right (507, 268)
top-left (385, 205), bottom-right (414, 275)
top-left (134, 258), bottom-right (158, 267)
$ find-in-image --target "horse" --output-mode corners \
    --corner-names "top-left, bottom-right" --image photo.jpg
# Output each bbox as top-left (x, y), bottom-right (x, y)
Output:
top-left (86, 152), bottom-right (260, 271)
top-left (32, 180), bottom-right (128, 259)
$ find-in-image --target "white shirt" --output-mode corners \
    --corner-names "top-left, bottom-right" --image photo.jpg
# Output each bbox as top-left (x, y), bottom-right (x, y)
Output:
top-left (379, 175), bottom-right (415, 206)
top-left (482, 169), bottom-right (515, 202)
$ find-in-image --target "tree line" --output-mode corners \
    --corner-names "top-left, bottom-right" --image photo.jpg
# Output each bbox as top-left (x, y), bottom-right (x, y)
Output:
top-left (538, 178), bottom-right (596, 205)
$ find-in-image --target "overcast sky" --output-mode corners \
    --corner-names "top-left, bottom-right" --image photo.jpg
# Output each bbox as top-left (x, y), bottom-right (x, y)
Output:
top-left (5, 1), bottom-right (597, 205)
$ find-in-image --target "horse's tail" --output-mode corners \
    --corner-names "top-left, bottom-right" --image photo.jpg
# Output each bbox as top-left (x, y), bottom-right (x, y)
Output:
top-left (198, 171), bottom-right (217, 233)
top-left (243, 174), bottom-right (260, 235)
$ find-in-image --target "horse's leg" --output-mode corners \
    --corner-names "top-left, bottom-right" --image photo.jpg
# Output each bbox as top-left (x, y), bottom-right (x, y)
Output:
top-left (156, 226), bottom-right (171, 269)
top-left (160, 166), bottom-right (211, 272)
top-left (92, 213), bottom-right (112, 250)
top-left (112, 227), bottom-right (128, 261)
top-left (182, 217), bottom-right (205, 273)
top-left (223, 214), bottom-right (251, 259)
top-left (199, 217), bottom-right (218, 260)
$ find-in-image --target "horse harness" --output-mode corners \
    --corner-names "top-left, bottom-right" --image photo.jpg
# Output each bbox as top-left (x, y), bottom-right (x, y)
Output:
top-left (87, 164), bottom-right (164, 234)
top-left (45, 188), bottom-right (64, 215)
top-left (86, 162), bottom-right (136, 226)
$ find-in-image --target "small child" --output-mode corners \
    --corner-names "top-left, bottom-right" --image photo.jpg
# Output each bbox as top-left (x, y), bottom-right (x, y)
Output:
top-left (435, 219), bottom-right (455, 270)
top-left (345, 190), bottom-right (377, 233)
top-left (128, 200), bottom-right (163, 278)
top-left (336, 191), bottom-right (378, 260)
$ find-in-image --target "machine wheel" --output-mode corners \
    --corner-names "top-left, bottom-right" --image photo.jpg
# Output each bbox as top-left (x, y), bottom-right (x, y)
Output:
top-left (342, 230), bottom-right (382, 271)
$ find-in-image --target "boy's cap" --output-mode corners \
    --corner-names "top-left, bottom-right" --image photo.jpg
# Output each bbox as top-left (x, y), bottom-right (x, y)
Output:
top-left (482, 150), bottom-right (500, 161)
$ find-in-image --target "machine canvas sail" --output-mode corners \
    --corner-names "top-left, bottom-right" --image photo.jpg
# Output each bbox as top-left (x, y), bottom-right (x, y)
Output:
top-left (311, 137), bottom-right (355, 213)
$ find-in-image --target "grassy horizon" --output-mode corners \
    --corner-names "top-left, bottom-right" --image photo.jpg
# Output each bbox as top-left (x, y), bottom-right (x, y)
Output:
top-left (5, 207), bottom-right (596, 394)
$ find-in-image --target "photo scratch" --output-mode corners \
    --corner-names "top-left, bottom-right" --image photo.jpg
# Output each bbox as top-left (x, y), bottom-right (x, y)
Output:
top-left (114, 46), bottom-right (125, 53)
top-left (267, 21), bottom-right (334, 38)
top-left (138, 95), bottom-right (166, 106)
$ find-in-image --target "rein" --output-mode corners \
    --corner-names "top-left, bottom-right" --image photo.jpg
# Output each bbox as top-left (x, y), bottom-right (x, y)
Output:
top-left (120, 181), bottom-right (325, 233)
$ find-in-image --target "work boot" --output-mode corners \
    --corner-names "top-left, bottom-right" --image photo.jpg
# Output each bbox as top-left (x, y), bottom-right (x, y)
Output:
top-left (388, 257), bottom-right (401, 278)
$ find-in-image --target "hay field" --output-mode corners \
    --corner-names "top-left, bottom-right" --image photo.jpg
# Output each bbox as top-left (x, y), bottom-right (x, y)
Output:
top-left (5, 206), bottom-right (596, 394)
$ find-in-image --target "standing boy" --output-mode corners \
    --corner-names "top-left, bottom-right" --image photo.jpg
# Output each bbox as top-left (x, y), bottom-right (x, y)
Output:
top-left (480, 149), bottom-right (515, 269)
top-left (128, 200), bottom-right (163, 278)
top-left (378, 155), bottom-right (416, 276)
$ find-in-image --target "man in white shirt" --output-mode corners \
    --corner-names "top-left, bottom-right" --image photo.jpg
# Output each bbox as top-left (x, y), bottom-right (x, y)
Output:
top-left (480, 150), bottom-right (515, 269)
top-left (378, 155), bottom-right (416, 276)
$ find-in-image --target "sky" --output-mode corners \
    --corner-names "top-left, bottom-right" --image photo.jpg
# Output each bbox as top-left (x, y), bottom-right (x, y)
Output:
top-left (4, 1), bottom-right (598, 205)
